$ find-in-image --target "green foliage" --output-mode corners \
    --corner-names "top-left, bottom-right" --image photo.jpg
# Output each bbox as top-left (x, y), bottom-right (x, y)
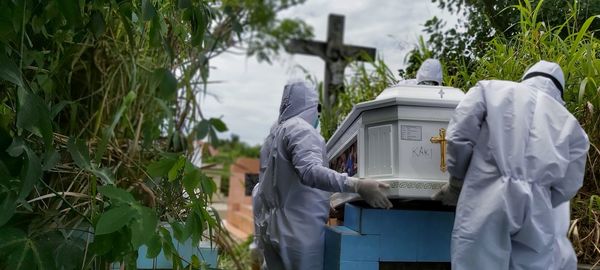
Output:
top-left (218, 236), bottom-right (255, 270)
top-left (0, 0), bottom-right (309, 269)
top-left (320, 58), bottom-right (398, 140)
top-left (401, 0), bottom-right (600, 79)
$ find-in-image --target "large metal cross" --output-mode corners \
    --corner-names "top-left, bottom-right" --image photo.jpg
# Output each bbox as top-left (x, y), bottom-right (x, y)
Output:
top-left (285, 14), bottom-right (376, 111)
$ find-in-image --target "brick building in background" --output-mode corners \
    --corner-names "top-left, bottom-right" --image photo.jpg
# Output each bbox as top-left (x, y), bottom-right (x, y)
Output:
top-left (224, 158), bottom-right (259, 240)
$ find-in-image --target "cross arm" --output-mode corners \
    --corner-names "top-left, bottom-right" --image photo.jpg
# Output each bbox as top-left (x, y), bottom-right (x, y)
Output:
top-left (285, 39), bottom-right (327, 59)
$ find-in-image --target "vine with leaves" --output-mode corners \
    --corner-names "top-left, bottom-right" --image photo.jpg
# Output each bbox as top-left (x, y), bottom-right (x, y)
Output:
top-left (0, 0), bottom-right (311, 269)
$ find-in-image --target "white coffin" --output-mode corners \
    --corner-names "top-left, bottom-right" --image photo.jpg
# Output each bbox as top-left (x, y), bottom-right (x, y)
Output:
top-left (327, 84), bottom-right (465, 207)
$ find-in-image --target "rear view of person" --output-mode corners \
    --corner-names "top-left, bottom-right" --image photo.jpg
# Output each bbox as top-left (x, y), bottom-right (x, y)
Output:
top-left (434, 61), bottom-right (589, 269)
top-left (253, 80), bottom-right (392, 270)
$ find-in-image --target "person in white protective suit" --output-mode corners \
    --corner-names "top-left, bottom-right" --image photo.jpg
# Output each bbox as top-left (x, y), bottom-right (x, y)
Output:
top-left (397, 58), bottom-right (443, 86)
top-left (433, 60), bottom-right (589, 269)
top-left (252, 80), bottom-right (393, 270)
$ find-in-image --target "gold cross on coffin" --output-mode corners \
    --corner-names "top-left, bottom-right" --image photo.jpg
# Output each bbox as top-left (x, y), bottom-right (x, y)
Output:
top-left (430, 128), bottom-right (447, 172)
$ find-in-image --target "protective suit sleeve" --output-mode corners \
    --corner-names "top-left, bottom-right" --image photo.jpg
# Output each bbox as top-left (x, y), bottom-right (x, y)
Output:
top-left (446, 85), bottom-right (487, 180)
top-left (550, 125), bottom-right (589, 207)
top-left (284, 123), bottom-right (347, 192)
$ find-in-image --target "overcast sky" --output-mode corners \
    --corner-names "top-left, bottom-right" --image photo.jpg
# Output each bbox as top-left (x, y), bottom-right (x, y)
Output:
top-left (201, 0), bottom-right (457, 145)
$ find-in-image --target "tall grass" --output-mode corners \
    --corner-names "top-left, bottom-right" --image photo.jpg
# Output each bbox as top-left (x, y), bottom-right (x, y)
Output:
top-left (320, 58), bottom-right (398, 140)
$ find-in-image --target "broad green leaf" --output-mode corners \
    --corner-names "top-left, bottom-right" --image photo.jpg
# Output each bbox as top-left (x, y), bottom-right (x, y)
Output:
top-left (145, 233), bottom-right (162, 258)
top-left (168, 156), bottom-right (186, 182)
top-left (195, 120), bottom-right (210, 139)
top-left (89, 234), bottom-right (112, 256)
top-left (190, 7), bottom-right (208, 47)
top-left (0, 229), bottom-right (54, 270)
top-left (50, 100), bottom-right (71, 120)
top-left (56, 0), bottom-right (82, 27)
top-left (47, 235), bottom-right (84, 270)
top-left (0, 227), bottom-right (26, 252)
top-left (182, 169), bottom-right (200, 197)
top-left (0, 188), bottom-right (18, 226)
top-left (149, 16), bottom-right (162, 47)
top-left (17, 88), bottom-right (53, 146)
top-left (146, 156), bottom-right (178, 178)
top-left (200, 174), bottom-right (217, 196)
top-left (191, 254), bottom-right (201, 268)
top-left (159, 226), bottom-right (176, 261)
top-left (209, 118), bottom-right (228, 132)
top-left (141, 0), bottom-right (157, 21)
top-left (90, 11), bottom-right (106, 38)
top-left (0, 52), bottom-right (23, 87)
top-left (156, 69), bottom-right (177, 100)
top-left (185, 211), bottom-right (204, 245)
top-left (41, 148), bottom-right (59, 171)
top-left (97, 185), bottom-right (135, 203)
top-left (0, 5), bottom-right (14, 40)
top-left (208, 127), bottom-right (219, 146)
top-left (7, 137), bottom-right (24, 157)
top-left (131, 206), bottom-right (158, 248)
top-left (5, 241), bottom-right (35, 270)
top-left (18, 198), bottom-right (32, 212)
top-left (19, 147), bottom-right (41, 200)
top-left (95, 206), bottom-right (135, 235)
top-left (67, 138), bottom-right (91, 170)
top-left (90, 167), bottom-right (115, 185)
top-left (170, 222), bottom-right (188, 243)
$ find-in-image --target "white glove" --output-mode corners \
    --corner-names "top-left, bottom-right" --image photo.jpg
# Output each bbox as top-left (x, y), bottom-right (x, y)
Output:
top-left (345, 177), bottom-right (393, 209)
top-left (432, 176), bottom-right (463, 206)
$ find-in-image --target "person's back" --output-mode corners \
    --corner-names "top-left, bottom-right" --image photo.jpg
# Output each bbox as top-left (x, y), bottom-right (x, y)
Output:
top-left (253, 80), bottom-right (392, 270)
top-left (445, 61), bottom-right (588, 270)
top-left (464, 79), bottom-right (585, 186)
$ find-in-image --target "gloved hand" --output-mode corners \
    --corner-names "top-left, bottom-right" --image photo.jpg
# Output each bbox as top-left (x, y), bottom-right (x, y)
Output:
top-left (345, 177), bottom-right (393, 209)
top-left (432, 176), bottom-right (463, 206)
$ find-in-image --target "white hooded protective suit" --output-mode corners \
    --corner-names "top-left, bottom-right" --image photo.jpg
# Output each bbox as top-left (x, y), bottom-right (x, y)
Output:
top-left (553, 202), bottom-right (577, 270)
top-left (446, 61), bottom-right (588, 270)
top-left (253, 81), bottom-right (350, 270)
top-left (397, 58), bottom-right (443, 86)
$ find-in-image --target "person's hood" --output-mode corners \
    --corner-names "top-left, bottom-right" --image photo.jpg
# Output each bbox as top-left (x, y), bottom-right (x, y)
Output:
top-left (522, 60), bottom-right (565, 104)
top-left (416, 58), bottom-right (443, 85)
top-left (278, 80), bottom-right (319, 124)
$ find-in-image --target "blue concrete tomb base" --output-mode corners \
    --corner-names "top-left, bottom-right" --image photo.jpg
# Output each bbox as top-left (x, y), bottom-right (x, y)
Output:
top-left (324, 202), bottom-right (455, 270)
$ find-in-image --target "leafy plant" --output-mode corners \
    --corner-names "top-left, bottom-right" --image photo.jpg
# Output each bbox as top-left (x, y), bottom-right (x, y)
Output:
top-left (0, 0), bottom-right (310, 269)
top-left (320, 58), bottom-right (398, 140)
top-left (401, 0), bottom-right (600, 80)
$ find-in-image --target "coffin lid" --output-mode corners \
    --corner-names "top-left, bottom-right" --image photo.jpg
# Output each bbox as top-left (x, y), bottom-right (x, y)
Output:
top-left (326, 85), bottom-right (465, 152)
